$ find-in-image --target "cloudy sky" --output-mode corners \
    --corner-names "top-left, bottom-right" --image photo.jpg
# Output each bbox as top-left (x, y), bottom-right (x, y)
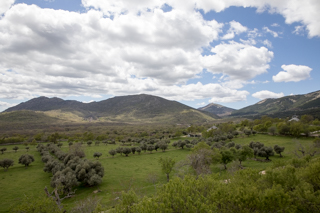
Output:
top-left (0, 0), bottom-right (319, 112)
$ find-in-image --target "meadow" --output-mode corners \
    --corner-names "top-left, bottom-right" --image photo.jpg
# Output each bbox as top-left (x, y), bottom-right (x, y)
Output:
top-left (0, 134), bottom-right (315, 212)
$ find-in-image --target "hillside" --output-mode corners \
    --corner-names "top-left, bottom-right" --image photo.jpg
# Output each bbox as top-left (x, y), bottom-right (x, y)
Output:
top-left (231, 90), bottom-right (320, 118)
top-left (198, 103), bottom-right (235, 117)
top-left (3, 94), bottom-right (219, 124)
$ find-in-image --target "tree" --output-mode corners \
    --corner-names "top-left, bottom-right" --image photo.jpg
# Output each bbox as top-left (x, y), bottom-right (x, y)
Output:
top-left (69, 143), bottom-right (85, 158)
top-left (116, 147), bottom-right (123, 156)
top-left (244, 129), bottom-right (252, 137)
top-left (122, 147), bottom-right (132, 157)
top-left (95, 141), bottom-right (100, 146)
top-left (131, 147), bottom-right (136, 154)
top-left (136, 147), bottom-right (142, 155)
top-left (26, 147), bottom-right (30, 152)
top-left (74, 159), bottom-right (104, 186)
top-left (57, 143), bottom-right (63, 148)
top-left (147, 145), bottom-right (155, 153)
top-left (158, 157), bottom-right (176, 182)
top-left (50, 167), bottom-right (79, 195)
top-left (274, 145), bottom-right (285, 157)
top-left (13, 146), bottom-right (19, 153)
top-left (236, 146), bottom-right (253, 165)
top-left (159, 142), bottom-right (168, 152)
top-left (68, 142), bottom-right (73, 147)
top-left (93, 152), bottom-right (102, 159)
top-left (220, 150), bottom-right (234, 169)
top-left (0, 147), bottom-right (7, 154)
top-left (87, 141), bottom-right (93, 146)
top-left (18, 154), bottom-right (35, 167)
top-left (268, 126), bottom-right (277, 136)
top-left (108, 149), bottom-right (116, 157)
top-left (178, 141), bottom-right (186, 149)
top-left (0, 159), bottom-right (14, 171)
top-left (257, 146), bottom-right (274, 160)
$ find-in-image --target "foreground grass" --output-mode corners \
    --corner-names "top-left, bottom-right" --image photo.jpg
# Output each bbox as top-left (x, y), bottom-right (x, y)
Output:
top-left (0, 134), bottom-right (315, 212)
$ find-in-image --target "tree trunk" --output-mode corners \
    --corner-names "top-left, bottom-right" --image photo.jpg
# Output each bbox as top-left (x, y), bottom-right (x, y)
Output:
top-left (166, 173), bottom-right (169, 182)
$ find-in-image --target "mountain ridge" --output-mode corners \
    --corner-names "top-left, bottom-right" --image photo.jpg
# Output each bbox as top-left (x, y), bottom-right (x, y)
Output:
top-left (231, 90), bottom-right (320, 117)
top-left (198, 103), bottom-right (235, 117)
top-left (3, 94), bottom-right (219, 124)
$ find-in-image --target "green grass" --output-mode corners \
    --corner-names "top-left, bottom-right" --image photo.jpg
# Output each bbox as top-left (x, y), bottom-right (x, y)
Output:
top-left (0, 134), bottom-right (315, 212)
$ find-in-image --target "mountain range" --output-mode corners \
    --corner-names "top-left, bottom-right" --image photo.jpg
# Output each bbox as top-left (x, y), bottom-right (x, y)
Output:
top-left (2, 94), bottom-right (219, 124)
top-left (2, 90), bottom-right (320, 126)
top-left (230, 90), bottom-right (320, 118)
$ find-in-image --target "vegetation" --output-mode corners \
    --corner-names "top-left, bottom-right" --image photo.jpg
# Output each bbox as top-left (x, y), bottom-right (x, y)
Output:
top-left (0, 113), bottom-right (320, 212)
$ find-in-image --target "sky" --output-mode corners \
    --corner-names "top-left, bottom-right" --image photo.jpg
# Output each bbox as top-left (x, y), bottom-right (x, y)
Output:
top-left (0, 0), bottom-right (319, 112)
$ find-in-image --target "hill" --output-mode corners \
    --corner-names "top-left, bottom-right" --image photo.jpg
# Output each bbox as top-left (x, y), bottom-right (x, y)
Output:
top-left (231, 90), bottom-right (320, 118)
top-left (198, 103), bottom-right (235, 117)
top-left (3, 94), bottom-right (219, 124)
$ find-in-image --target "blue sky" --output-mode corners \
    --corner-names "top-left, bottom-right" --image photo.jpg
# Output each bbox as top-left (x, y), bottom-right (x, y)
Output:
top-left (0, 0), bottom-right (319, 111)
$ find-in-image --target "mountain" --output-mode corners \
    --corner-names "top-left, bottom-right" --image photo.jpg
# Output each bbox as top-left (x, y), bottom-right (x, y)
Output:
top-left (198, 103), bottom-right (235, 117)
top-left (3, 94), bottom-right (219, 124)
top-left (231, 90), bottom-right (320, 118)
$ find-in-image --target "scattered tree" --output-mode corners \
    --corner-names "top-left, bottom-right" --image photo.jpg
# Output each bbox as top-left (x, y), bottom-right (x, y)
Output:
top-left (274, 145), bottom-right (285, 157)
top-left (26, 147), bottom-right (30, 152)
top-left (220, 150), bottom-right (234, 169)
top-left (0, 159), bottom-right (14, 171)
top-left (122, 148), bottom-right (132, 157)
top-left (87, 141), bottom-right (92, 146)
top-left (93, 152), bottom-right (102, 159)
top-left (257, 146), bottom-right (274, 161)
top-left (108, 149), bottom-right (116, 158)
top-left (0, 147), bottom-right (7, 154)
top-left (13, 146), bottom-right (19, 153)
top-left (158, 157), bottom-right (176, 182)
top-left (18, 154), bottom-right (35, 168)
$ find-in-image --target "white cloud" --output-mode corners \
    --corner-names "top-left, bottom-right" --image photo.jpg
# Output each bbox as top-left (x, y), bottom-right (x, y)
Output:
top-left (202, 41), bottom-right (274, 81)
top-left (0, 0), bottom-right (14, 15)
top-left (197, 102), bottom-right (206, 106)
top-left (262, 39), bottom-right (272, 48)
top-left (252, 90), bottom-right (284, 100)
top-left (293, 25), bottom-right (305, 35)
top-left (222, 20), bottom-right (247, 40)
top-left (0, 101), bottom-right (17, 112)
top-left (82, 0), bottom-right (320, 38)
top-left (271, 23), bottom-right (279, 27)
top-left (263, 26), bottom-right (278, 37)
top-left (273, 64), bottom-right (312, 82)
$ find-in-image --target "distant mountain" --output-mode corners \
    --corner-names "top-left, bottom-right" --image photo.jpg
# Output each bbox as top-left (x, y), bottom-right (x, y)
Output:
top-left (198, 103), bottom-right (235, 117)
top-left (231, 90), bottom-right (320, 118)
top-left (3, 94), bottom-right (219, 124)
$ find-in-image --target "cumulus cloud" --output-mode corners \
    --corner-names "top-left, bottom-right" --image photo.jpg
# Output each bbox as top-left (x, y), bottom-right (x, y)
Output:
top-left (0, 0), bottom-right (14, 15)
top-left (202, 41), bottom-right (273, 81)
top-left (273, 64), bottom-right (312, 82)
top-left (252, 90), bottom-right (284, 100)
top-left (221, 20), bottom-right (247, 40)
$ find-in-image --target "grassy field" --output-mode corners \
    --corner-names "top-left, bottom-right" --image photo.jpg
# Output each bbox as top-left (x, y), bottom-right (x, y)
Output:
top-left (0, 134), bottom-right (315, 212)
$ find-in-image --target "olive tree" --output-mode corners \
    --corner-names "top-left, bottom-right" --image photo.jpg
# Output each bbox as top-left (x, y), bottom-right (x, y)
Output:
top-left (13, 146), bottom-right (19, 153)
top-left (0, 158), bottom-right (14, 171)
top-left (93, 152), bottom-right (102, 159)
top-left (0, 147), bottom-right (7, 154)
top-left (108, 149), bottom-right (116, 157)
top-left (274, 145), bottom-right (285, 157)
top-left (18, 154), bottom-right (35, 168)
top-left (258, 146), bottom-right (274, 160)
top-left (122, 147), bottom-right (132, 157)
top-left (51, 167), bottom-right (79, 195)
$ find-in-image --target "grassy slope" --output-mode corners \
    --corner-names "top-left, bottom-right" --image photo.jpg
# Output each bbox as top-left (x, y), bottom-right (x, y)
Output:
top-left (0, 134), bottom-right (315, 212)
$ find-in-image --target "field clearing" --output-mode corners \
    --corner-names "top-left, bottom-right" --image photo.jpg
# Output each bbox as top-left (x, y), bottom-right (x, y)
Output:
top-left (0, 134), bottom-right (316, 212)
